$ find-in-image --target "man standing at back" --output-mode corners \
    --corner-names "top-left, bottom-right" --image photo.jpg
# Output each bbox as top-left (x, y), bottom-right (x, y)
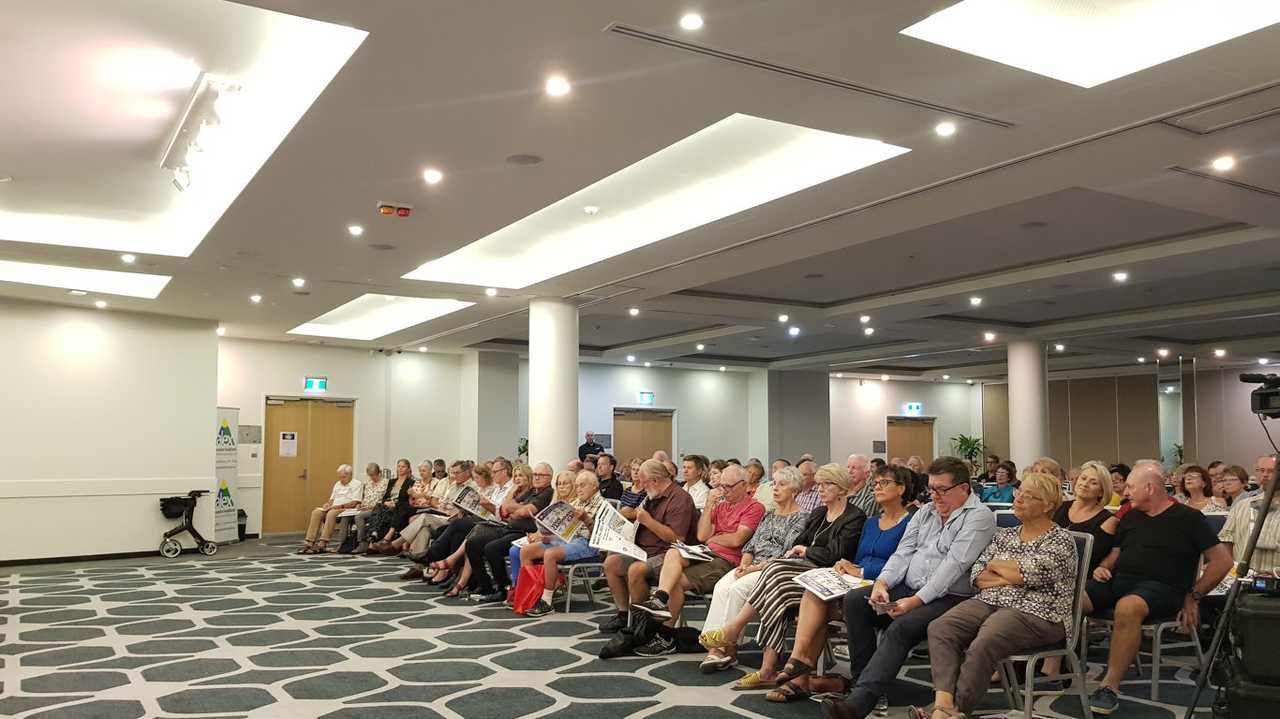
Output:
top-left (1083, 460), bottom-right (1231, 715)
top-left (822, 457), bottom-right (995, 719)
top-left (578, 431), bottom-right (603, 462)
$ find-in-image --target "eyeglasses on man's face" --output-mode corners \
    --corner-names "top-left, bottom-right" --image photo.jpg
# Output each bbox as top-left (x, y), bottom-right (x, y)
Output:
top-left (927, 482), bottom-right (964, 497)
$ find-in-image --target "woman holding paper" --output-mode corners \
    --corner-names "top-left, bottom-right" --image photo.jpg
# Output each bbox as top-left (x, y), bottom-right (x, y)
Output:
top-left (762, 464), bottom-right (913, 701)
top-left (519, 470), bottom-right (605, 617)
top-left (699, 464), bottom-right (865, 690)
top-left (503, 469), bottom-right (585, 597)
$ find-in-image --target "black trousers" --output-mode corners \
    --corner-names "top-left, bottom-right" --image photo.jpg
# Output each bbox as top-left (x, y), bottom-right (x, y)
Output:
top-left (423, 517), bottom-right (477, 564)
top-left (838, 584), bottom-right (966, 718)
top-left (464, 524), bottom-right (523, 594)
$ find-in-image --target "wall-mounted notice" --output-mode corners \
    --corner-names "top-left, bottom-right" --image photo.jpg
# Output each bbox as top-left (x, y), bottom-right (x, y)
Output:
top-left (279, 431), bottom-right (298, 457)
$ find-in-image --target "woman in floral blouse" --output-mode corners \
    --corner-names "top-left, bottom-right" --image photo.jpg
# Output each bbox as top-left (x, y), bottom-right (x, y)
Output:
top-left (916, 472), bottom-right (1078, 719)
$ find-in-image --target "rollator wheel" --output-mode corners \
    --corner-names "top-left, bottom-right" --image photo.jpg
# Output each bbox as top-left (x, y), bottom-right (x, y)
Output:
top-left (160, 538), bottom-right (182, 558)
top-left (199, 542), bottom-right (218, 556)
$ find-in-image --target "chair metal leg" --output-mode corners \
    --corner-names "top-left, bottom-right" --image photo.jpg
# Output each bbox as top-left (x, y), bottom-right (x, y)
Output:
top-left (1068, 651), bottom-right (1095, 719)
top-left (997, 660), bottom-right (1017, 711)
top-left (563, 568), bottom-right (574, 614)
top-left (1022, 656), bottom-right (1038, 719)
top-left (583, 569), bottom-right (595, 607)
top-left (1151, 625), bottom-right (1164, 702)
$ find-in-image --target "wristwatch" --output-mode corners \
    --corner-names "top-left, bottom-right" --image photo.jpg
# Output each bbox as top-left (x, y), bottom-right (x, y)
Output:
top-left (1190, 590), bottom-right (1205, 601)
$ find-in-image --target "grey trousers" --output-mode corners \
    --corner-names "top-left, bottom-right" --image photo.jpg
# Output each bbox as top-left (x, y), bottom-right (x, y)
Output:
top-left (927, 598), bottom-right (1065, 714)
top-left (353, 510), bottom-right (376, 549)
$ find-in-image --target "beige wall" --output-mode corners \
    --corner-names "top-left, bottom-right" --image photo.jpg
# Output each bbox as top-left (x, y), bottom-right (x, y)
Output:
top-left (982, 383), bottom-right (1010, 462)
top-left (1191, 367), bottom-right (1276, 465)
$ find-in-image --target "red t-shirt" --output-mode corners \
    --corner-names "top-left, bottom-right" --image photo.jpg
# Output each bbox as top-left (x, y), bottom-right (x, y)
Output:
top-left (707, 496), bottom-right (766, 564)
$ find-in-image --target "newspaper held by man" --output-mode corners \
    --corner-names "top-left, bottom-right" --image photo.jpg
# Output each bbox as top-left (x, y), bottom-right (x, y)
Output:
top-left (793, 566), bottom-right (873, 602)
top-left (673, 542), bottom-right (716, 562)
top-left (535, 501), bottom-right (583, 543)
top-left (452, 485), bottom-right (497, 521)
top-left (588, 500), bottom-right (647, 562)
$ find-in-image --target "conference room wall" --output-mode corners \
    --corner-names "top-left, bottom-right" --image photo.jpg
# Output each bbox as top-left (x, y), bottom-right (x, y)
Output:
top-left (830, 378), bottom-right (981, 464)
top-left (0, 298), bottom-right (216, 561)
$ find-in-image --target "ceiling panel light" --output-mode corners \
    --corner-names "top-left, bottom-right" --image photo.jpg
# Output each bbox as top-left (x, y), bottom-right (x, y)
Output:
top-left (418, 346), bottom-right (427, 352)
top-left (1213, 348), bottom-right (1226, 358)
top-left (68, 289), bottom-right (88, 296)
top-left (1137, 357), bottom-right (1147, 363)
top-left (1212, 155), bottom-right (1236, 171)
top-left (881, 374), bottom-right (890, 382)
top-left (942, 374), bottom-right (951, 380)
top-left (249, 293), bottom-right (262, 304)
top-left (696, 343), bottom-right (705, 351)
top-left (95, 300), bottom-right (108, 309)
top-left (777, 314), bottom-right (789, 323)
top-left (404, 114), bottom-right (910, 288)
top-left (835, 373), bottom-right (844, 378)
top-left (291, 277), bottom-right (306, 288)
top-left (901, 1), bottom-right (1280, 88)
top-left (859, 315), bottom-right (871, 323)
top-left (422, 168), bottom-right (444, 185)
top-left (583, 205), bottom-right (600, 216)
top-left (0, 259), bottom-right (170, 298)
top-left (788, 326), bottom-right (800, 337)
top-left (484, 287), bottom-right (498, 297)
top-left (347, 225), bottom-right (363, 237)
top-left (628, 307), bottom-right (640, 317)
top-left (969, 295), bottom-right (982, 306)
top-left (864, 327), bottom-right (875, 336)
top-left (545, 75), bottom-right (571, 96)
top-left (935, 121), bottom-right (957, 137)
top-left (718, 366), bottom-right (726, 372)
top-left (1054, 343), bottom-right (1065, 352)
top-left (1112, 271), bottom-right (1128, 282)
top-left (680, 13), bottom-right (704, 30)
top-left (120, 254), bottom-right (137, 264)
top-left (1156, 348), bottom-right (1170, 358)
top-left (626, 355), bottom-right (636, 363)
top-left (644, 361), bottom-right (652, 367)
top-left (983, 331), bottom-right (997, 342)
top-left (0, 17), bottom-right (366, 258)
top-left (288, 294), bottom-right (474, 341)
top-left (215, 326), bottom-right (226, 336)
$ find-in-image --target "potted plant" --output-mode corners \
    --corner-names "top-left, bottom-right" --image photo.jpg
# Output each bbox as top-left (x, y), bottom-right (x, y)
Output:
top-left (950, 434), bottom-right (986, 465)
top-left (517, 437), bottom-right (529, 462)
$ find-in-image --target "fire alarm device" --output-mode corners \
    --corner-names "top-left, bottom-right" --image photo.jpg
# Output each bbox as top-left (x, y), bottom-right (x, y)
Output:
top-left (376, 201), bottom-right (413, 217)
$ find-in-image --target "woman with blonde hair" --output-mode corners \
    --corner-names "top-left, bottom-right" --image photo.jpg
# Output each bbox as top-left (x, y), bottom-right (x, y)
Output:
top-left (519, 470), bottom-right (605, 617)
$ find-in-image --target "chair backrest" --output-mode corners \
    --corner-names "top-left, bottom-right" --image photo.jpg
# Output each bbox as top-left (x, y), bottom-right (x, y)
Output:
top-left (1065, 531), bottom-right (1094, 650)
top-left (1203, 512), bottom-right (1228, 534)
top-left (994, 510), bottom-right (1021, 528)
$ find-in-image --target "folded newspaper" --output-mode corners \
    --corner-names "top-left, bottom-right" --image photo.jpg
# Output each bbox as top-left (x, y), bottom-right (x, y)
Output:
top-left (452, 485), bottom-right (496, 520)
top-left (588, 500), bottom-right (647, 562)
top-left (793, 567), bottom-right (873, 602)
top-left (673, 542), bottom-right (716, 562)
top-left (535, 501), bottom-right (584, 543)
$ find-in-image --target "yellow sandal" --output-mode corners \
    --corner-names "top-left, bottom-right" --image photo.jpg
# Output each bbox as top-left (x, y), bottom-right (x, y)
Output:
top-left (732, 671), bottom-right (781, 691)
top-left (699, 628), bottom-right (733, 649)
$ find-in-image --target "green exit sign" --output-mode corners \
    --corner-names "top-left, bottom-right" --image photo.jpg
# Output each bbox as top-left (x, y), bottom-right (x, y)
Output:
top-left (303, 376), bottom-right (328, 394)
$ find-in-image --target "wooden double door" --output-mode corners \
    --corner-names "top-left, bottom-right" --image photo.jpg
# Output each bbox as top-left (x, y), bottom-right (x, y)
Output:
top-left (263, 398), bottom-right (355, 534)
top-left (886, 417), bottom-right (934, 465)
top-left (612, 409), bottom-right (673, 464)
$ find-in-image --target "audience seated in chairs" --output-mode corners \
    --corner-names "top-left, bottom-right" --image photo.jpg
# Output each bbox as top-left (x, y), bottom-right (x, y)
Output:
top-left (521, 470), bottom-right (606, 617)
top-left (465, 462), bottom-right (555, 603)
top-left (980, 461), bottom-right (1017, 503)
top-left (697, 466), bottom-right (809, 673)
top-left (298, 464), bottom-right (363, 554)
top-left (595, 453), bottom-right (625, 500)
top-left (846, 454), bottom-right (880, 518)
top-left (381, 461), bottom-right (441, 561)
top-left (682, 454), bottom-right (712, 511)
top-left (1218, 464), bottom-right (1250, 506)
top-left (1081, 460), bottom-right (1231, 715)
top-left (632, 464), bottom-right (765, 653)
top-left (600, 458), bottom-right (696, 634)
top-left (501, 469), bottom-right (576, 597)
top-left (919, 472), bottom-right (1079, 719)
top-left (344, 462), bottom-right (385, 554)
top-left (1175, 464), bottom-right (1226, 513)
top-left (365, 458), bottom-right (417, 550)
top-left (821, 456), bottom-right (996, 719)
top-left (761, 465), bottom-right (913, 703)
top-left (420, 461), bottom-right (501, 596)
top-left (795, 459), bottom-right (822, 512)
top-left (700, 463), bottom-right (866, 690)
top-left (1054, 461), bottom-right (1116, 568)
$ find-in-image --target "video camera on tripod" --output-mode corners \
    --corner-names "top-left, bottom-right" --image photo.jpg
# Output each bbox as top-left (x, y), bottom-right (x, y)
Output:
top-left (1240, 373), bottom-right (1280, 419)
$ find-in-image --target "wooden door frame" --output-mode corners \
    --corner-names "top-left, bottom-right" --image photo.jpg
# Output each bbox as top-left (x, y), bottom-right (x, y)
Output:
top-left (262, 394), bottom-right (360, 536)
top-left (610, 405), bottom-right (678, 457)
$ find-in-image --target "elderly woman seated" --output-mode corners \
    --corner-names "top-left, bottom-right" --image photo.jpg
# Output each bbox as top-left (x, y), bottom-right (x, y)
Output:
top-left (464, 462), bottom-right (555, 603)
top-left (761, 465), bottom-right (914, 701)
top-left (298, 464), bottom-right (363, 554)
top-left (499, 469), bottom-right (577, 598)
top-left (696, 465), bottom-right (808, 672)
top-left (698, 464), bottom-right (866, 690)
top-left (914, 472), bottom-right (1078, 719)
top-left (519, 470), bottom-right (606, 617)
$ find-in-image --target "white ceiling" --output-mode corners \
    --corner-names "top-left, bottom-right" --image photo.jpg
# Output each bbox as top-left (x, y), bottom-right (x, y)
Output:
top-left (2, 0), bottom-right (1280, 382)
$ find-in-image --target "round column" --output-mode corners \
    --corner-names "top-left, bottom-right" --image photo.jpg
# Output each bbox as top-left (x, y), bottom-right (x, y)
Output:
top-left (1007, 338), bottom-right (1048, 468)
top-left (528, 298), bottom-right (579, 468)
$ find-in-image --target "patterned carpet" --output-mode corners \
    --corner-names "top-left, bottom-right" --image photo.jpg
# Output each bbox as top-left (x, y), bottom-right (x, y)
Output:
top-left (0, 541), bottom-right (1212, 719)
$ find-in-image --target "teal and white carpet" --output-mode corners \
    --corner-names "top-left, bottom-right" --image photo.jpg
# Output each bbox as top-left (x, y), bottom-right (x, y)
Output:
top-left (0, 543), bottom-right (1210, 719)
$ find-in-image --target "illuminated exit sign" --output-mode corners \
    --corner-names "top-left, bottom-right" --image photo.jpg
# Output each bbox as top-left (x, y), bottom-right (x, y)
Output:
top-left (304, 376), bottom-right (328, 394)
top-left (902, 402), bottom-right (923, 416)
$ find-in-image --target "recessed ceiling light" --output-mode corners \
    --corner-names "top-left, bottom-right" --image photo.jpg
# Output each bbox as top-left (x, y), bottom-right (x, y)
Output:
top-left (404, 114), bottom-right (910, 289)
top-left (788, 326), bottom-right (800, 337)
top-left (484, 287), bottom-right (498, 297)
top-left (983, 331), bottom-right (996, 342)
top-left (0, 259), bottom-right (169, 298)
top-left (422, 168), bottom-right (444, 185)
top-left (288, 294), bottom-right (475, 341)
top-left (249, 294), bottom-right (262, 304)
top-left (583, 205), bottom-right (600, 216)
top-left (626, 355), bottom-right (636, 363)
top-left (1212, 155), bottom-right (1236, 172)
top-left (718, 366), bottom-right (726, 372)
top-left (347, 225), bottom-right (364, 237)
top-left (418, 346), bottom-right (428, 353)
top-left (0, 176), bottom-right (13, 183)
top-left (835, 372), bottom-right (844, 378)
top-left (1213, 348), bottom-right (1227, 358)
top-left (1260, 358), bottom-right (1271, 365)
top-left (545, 75), bottom-right (571, 97)
top-left (1165, 385), bottom-right (1175, 393)
top-left (777, 314), bottom-right (789, 323)
top-left (900, 1), bottom-right (1280, 88)
top-left (95, 300), bottom-right (108, 309)
top-left (67, 289), bottom-right (88, 296)
top-left (966, 379), bottom-right (974, 385)
top-left (292, 277), bottom-right (306, 288)
top-left (935, 121), bottom-right (957, 137)
top-left (1112, 271), bottom-right (1128, 282)
top-left (864, 327), bottom-right (875, 336)
top-left (880, 374), bottom-right (890, 382)
top-left (215, 326), bottom-right (226, 336)
top-left (942, 374), bottom-right (951, 380)
top-left (120, 254), bottom-right (136, 264)
top-left (644, 361), bottom-right (652, 367)
top-left (1156, 348), bottom-right (1170, 358)
top-left (859, 315), bottom-right (871, 324)
top-left (1054, 343), bottom-right (1065, 352)
top-left (969, 295), bottom-right (982, 306)
top-left (1137, 357), bottom-right (1147, 363)
top-left (696, 343), bottom-right (705, 351)
top-left (628, 307), bottom-right (640, 317)
top-left (680, 13), bottom-right (704, 30)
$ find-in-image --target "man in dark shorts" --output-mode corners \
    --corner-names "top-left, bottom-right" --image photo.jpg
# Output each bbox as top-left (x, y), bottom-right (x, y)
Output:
top-left (1083, 460), bottom-right (1231, 715)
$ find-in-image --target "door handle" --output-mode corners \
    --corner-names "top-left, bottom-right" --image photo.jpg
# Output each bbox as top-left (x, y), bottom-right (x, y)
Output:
top-left (298, 468), bottom-right (308, 480)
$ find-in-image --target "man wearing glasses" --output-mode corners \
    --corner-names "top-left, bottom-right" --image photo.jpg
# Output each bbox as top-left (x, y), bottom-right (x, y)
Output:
top-left (822, 457), bottom-right (996, 719)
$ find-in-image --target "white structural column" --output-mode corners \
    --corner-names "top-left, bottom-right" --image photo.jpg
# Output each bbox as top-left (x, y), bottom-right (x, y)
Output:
top-left (1007, 338), bottom-right (1048, 468)
top-left (528, 298), bottom-right (579, 467)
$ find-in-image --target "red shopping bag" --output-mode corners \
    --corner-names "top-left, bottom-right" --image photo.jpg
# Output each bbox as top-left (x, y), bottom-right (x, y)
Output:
top-left (510, 564), bottom-right (546, 614)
